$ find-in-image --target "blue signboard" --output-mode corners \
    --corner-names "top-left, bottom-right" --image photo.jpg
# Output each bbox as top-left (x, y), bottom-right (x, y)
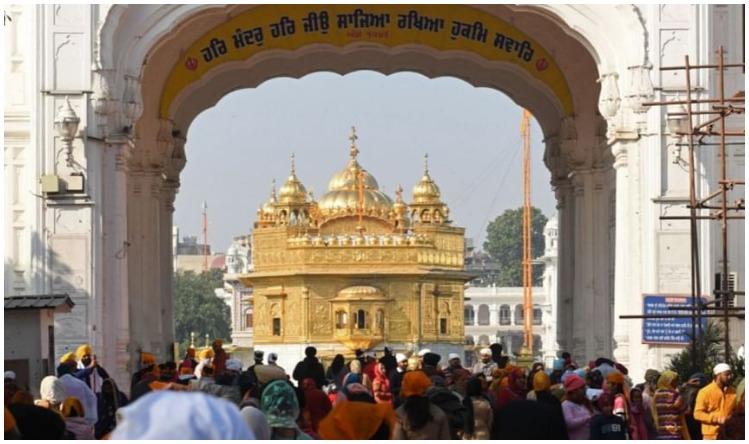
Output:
top-left (642, 295), bottom-right (708, 345)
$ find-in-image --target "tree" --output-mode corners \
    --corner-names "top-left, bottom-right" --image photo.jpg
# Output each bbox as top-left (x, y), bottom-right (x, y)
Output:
top-left (483, 206), bottom-right (548, 286)
top-left (173, 268), bottom-right (231, 355)
top-left (668, 320), bottom-right (744, 384)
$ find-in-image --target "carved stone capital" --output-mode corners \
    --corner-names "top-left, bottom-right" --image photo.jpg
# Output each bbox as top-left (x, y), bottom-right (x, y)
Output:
top-left (597, 72), bottom-right (621, 121)
top-left (165, 134), bottom-right (187, 178)
top-left (623, 64), bottom-right (654, 116)
top-left (122, 75), bottom-right (143, 128)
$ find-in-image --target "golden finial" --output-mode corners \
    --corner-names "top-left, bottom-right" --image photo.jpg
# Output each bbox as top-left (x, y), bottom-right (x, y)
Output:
top-left (349, 126), bottom-right (359, 159)
top-left (270, 178), bottom-right (277, 199)
top-left (424, 153), bottom-right (430, 176)
top-left (395, 184), bottom-right (404, 202)
top-left (290, 153), bottom-right (296, 175)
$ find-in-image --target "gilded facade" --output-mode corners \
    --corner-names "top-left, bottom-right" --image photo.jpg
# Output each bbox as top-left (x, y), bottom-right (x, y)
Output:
top-left (239, 129), bottom-right (472, 362)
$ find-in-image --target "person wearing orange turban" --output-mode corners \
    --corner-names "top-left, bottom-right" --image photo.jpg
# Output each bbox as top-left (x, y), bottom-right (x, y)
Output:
top-left (393, 371), bottom-right (451, 439)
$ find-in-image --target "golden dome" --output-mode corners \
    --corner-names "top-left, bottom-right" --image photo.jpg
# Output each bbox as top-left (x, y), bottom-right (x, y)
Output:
top-left (317, 128), bottom-right (393, 217)
top-left (260, 179), bottom-right (277, 215)
top-left (278, 154), bottom-right (308, 204)
top-left (412, 153), bottom-right (442, 204)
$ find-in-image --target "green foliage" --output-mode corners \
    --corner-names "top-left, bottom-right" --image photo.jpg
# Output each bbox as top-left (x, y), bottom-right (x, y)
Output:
top-left (483, 207), bottom-right (548, 286)
top-left (173, 268), bottom-right (231, 355)
top-left (667, 321), bottom-right (739, 383)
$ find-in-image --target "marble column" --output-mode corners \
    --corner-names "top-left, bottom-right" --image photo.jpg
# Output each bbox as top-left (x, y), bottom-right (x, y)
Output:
top-left (611, 141), bottom-right (631, 367)
top-left (554, 178), bottom-right (574, 354)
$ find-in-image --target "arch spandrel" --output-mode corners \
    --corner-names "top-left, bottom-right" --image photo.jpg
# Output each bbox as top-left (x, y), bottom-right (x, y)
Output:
top-left (157, 4), bottom-right (575, 121)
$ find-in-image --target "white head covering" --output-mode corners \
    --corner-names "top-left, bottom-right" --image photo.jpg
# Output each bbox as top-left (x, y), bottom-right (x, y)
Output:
top-left (417, 349), bottom-right (431, 357)
top-left (395, 353), bottom-right (408, 362)
top-left (4, 370), bottom-right (16, 380)
top-left (225, 359), bottom-right (242, 372)
top-left (240, 406), bottom-right (271, 440)
top-left (448, 353), bottom-right (461, 361)
top-left (268, 353), bottom-right (278, 363)
top-left (713, 363), bottom-right (731, 375)
top-left (110, 391), bottom-right (255, 440)
top-left (59, 374), bottom-right (98, 425)
top-left (39, 375), bottom-right (65, 404)
top-left (479, 348), bottom-right (492, 356)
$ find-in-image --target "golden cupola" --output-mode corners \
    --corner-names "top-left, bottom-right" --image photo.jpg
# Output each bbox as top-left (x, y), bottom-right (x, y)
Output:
top-left (412, 153), bottom-right (442, 204)
top-left (316, 127), bottom-right (394, 221)
top-left (410, 153), bottom-right (450, 225)
top-left (278, 154), bottom-right (308, 204)
top-left (255, 179), bottom-right (278, 228)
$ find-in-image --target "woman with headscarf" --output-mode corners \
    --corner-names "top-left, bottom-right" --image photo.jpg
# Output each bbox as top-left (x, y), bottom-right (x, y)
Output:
top-left (628, 386), bottom-right (649, 440)
top-left (300, 377), bottom-right (332, 433)
top-left (393, 371), bottom-right (451, 440)
top-left (652, 370), bottom-right (689, 439)
top-left (372, 360), bottom-right (393, 405)
top-left (35, 376), bottom-right (65, 413)
top-left (606, 371), bottom-right (631, 431)
top-left (496, 366), bottom-right (526, 409)
top-left (240, 405), bottom-right (271, 440)
top-left (61, 396), bottom-right (94, 440)
top-left (95, 378), bottom-right (128, 439)
top-left (261, 380), bottom-right (311, 439)
top-left (462, 376), bottom-right (493, 439)
top-left (561, 373), bottom-right (594, 440)
top-left (341, 359), bottom-right (371, 391)
top-left (318, 397), bottom-right (396, 439)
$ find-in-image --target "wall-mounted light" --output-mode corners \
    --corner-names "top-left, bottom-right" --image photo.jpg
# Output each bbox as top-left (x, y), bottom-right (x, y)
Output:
top-left (666, 102), bottom-right (690, 164)
top-left (54, 97), bottom-right (80, 168)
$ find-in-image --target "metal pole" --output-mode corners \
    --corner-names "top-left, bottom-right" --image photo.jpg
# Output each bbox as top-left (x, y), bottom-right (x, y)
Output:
top-left (718, 46), bottom-right (731, 362)
top-left (684, 55), bottom-right (700, 371)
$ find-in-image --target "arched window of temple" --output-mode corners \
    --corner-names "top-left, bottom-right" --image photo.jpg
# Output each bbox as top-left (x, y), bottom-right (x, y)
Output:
top-left (478, 304), bottom-right (490, 326)
top-left (335, 310), bottom-right (348, 329)
top-left (375, 309), bottom-right (384, 331)
top-left (514, 304), bottom-right (524, 326)
top-left (533, 305), bottom-right (543, 325)
top-left (499, 304), bottom-right (511, 325)
top-left (355, 309), bottom-right (367, 329)
top-left (464, 305), bottom-right (475, 326)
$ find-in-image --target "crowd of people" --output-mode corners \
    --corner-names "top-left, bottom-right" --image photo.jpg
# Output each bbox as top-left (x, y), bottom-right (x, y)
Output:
top-left (3, 341), bottom-right (744, 440)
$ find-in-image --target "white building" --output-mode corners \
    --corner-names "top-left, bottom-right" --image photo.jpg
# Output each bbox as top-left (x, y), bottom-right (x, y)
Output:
top-left (465, 216), bottom-right (559, 367)
top-left (4, 5), bottom-right (743, 388)
top-left (223, 235), bottom-right (254, 349)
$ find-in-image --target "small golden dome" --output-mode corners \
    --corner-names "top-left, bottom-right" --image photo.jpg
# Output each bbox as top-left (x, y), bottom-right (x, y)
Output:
top-left (260, 179), bottom-right (277, 215)
top-left (278, 154), bottom-right (308, 204)
top-left (412, 153), bottom-right (442, 204)
top-left (317, 127), bottom-right (393, 217)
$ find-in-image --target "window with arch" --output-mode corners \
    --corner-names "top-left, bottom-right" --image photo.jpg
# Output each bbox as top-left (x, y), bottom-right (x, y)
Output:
top-left (464, 305), bottom-right (475, 326)
top-left (375, 309), bottom-right (385, 331)
top-left (478, 304), bottom-right (490, 326)
top-left (272, 317), bottom-right (281, 336)
top-left (354, 309), bottom-right (367, 329)
top-left (335, 310), bottom-right (348, 329)
top-left (533, 306), bottom-right (543, 325)
top-left (439, 317), bottom-right (448, 335)
top-left (243, 308), bottom-right (253, 331)
top-left (514, 304), bottom-right (524, 325)
top-left (465, 335), bottom-right (475, 346)
top-left (499, 305), bottom-right (511, 325)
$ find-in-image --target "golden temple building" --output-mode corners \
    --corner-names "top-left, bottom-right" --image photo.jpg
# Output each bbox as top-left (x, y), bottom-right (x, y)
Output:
top-left (239, 128), bottom-right (472, 365)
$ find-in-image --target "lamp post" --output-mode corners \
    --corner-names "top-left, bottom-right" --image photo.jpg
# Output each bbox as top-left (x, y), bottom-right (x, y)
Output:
top-left (54, 97), bottom-right (81, 168)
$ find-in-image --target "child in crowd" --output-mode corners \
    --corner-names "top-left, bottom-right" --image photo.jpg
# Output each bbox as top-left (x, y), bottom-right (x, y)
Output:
top-left (590, 392), bottom-right (628, 440)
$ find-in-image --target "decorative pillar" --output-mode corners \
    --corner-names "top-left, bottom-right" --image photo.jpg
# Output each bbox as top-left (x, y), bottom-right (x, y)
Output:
top-left (162, 132), bottom-right (186, 359)
top-left (113, 141), bottom-right (132, 391)
top-left (611, 141), bottom-right (631, 366)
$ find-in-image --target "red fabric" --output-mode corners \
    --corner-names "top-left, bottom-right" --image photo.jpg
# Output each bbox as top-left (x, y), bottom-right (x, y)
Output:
top-left (372, 364), bottom-right (392, 404)
top-left (302, 378), bottom-right (332, 432)
top-left (363, 360), bottom-right (377, 382)
top-left (495, 387), bottom-right (521, 409)
top-left (213, 349), bottom-right (227, 376)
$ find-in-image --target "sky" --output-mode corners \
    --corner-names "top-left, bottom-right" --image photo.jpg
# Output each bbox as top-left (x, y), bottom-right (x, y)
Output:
top-left (174, 71), bottom-right (557, 254)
